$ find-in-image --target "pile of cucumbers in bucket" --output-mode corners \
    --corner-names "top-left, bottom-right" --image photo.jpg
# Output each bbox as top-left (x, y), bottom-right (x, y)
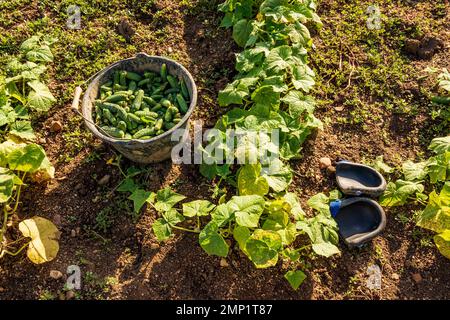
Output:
top-left (93, 63), bottom-right (190, 140)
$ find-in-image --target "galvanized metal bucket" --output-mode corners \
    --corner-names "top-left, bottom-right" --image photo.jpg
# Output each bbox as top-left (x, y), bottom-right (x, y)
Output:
top-left (74, 53), bottom-right (197, 164)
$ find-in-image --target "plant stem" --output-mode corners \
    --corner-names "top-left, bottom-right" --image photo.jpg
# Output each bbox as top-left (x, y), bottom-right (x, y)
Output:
top-left (3, 241), bottom-right (30, 256)
top-left (171, 225), bottom-right (200, 234)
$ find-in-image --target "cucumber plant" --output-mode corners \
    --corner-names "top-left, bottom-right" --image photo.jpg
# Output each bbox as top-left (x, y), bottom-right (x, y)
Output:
top-left (381, 69), bottom-right (450, 259)
top-left (112, 0), bottom-right (340, 290)
top-left (0, 35), bottom-right (59, 264)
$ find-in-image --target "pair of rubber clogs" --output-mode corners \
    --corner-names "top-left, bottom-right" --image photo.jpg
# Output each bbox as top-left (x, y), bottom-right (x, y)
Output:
top-left (330, 161), bottom-right (387, 247)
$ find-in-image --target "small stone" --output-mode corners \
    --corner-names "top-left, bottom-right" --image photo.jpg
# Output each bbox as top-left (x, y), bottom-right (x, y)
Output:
top-left (335, 106), bottom-right (344, 112)
top-left (65, 290), bottom-right (76, 300)
top-left (98, 175), bottom-right (111, 186)
top-left (319, 157), bottom-right (332, 169)
top-left (220, 258), bottom-right (229, 267)
top-left (391, 273), bottom-right (400, 280)
top-left (412, 273), bottom-right (422, 283)
top-left (50, 121), bottom-right (63, 133)
top-left (71, 229), bottom-right (77, 237)
top-left (150, 243), bottom-right (160, 250)
top-left (39, 138), bottom-right (47, 144)
top-left (327, 165), bottom-right (336, 173)
top-left (0, 287), bottom-right (5, 293)
top-left (53, 214), bottom-right (62, 226)
top-left (167, 47), bottom-right (173, 53)
top-left (49, 270), bottom-right (63, 280)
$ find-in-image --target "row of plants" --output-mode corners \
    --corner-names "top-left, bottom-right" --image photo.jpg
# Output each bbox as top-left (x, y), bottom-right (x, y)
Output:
top-left (0, 35), bottom-right (59, 263)
top-left (111, 0), bottom-right (340, 290)
top-left (379, 69), bottom-right (449, 259)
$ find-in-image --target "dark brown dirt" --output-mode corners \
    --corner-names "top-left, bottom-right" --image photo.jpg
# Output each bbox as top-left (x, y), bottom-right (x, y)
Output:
top-left (0, 0), bottom-right (449, 300)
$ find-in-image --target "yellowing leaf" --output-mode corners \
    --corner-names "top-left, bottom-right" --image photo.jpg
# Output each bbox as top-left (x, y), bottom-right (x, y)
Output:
top-left (434, 230), bottom-right (450, 260)
top-left (18, 216), bottom-right (60, 264)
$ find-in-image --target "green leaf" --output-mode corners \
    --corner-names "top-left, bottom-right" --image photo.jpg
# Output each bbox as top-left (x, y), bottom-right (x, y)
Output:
top-left (199, 222), bottom-right (229, 257)
top-left (379, 180), bottom-right (425, 207)
top-left (292, 65), bottom-right (315, 92)
top-left (218, 77), bottom-right (258, 106)
top-left (281, 90), bottom-right (315, 118)
top-left (282, 192), bottom-right (305, 220)
top-left (211, 203), bottom-right (234, 227)
top-left (266, 45), bottom-right (293, 74)
top-left (402, 160), bottom-right (428, 181)
top-left (429, 136), bottom-right (450, 154)
top-left (128, 189), bottom-right (155, 213)
top-left (182, 200), bottom-right (215, 217)
top-left (261, 159), bottom-right (293, 192)
top-left (232, 19), bottom-right (253, 47)
top-left (152, 218), bottom-right (172, 242)
top-left (162, 208), bottom-right (185, 225)
top-left (284, 270), bottom-right (307, 290)
top-left (245, 229), bottom-right (282, 268)
top-left (19, 216), bottom-right (60, 264)
top-left (312, 242), bottom-right (341, 257)
top-left (416, 183), bottom-right (450, 233)
top-left (9, 120), bottom-right (36, 141)
top-left (251, 85), bottom-right (280, 108)
top-left (228, 195), bottom-right (265, 228)
top-left (26, 45), bottom-right (53, 63)
top-left (0, 168), bottom-right (15, 203)
top-left (27, 81), bottom-right (56, 111)
top-left (154, 187), bottom-right (186, 212)
top-left (233, 225), bottom-right (251, 252)
top-left (372, 156), bottom-right (394, 174)
top-left (117, 178), bottom-right (138, 193)
top-left (427, 152), bottom-right (449, 183)
top-left (7, 143), bottom-right (46, 173)
top-left (237, 164), bottom-right (269, 196)
top-left (307, 192), bottom-right (330, 215)
top-left (434, 230), bottom-right (450, 260)
top-left (261, 75), bottom-right (288, 93)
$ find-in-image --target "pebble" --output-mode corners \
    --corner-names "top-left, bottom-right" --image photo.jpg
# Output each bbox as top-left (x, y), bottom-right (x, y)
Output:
top-left (65, 290), bottom-right (76, 300)
top-left (70, 229), bottom-right (77, 237)
top-left (98, 175), bottom-right (111, 186)
top-left (49, 270), bottom-right (63, 280)
top-left (412, 273), bottom-right (422, 283)
top-left (327, 165), bottom-right (336, 173)
top-left (391, 273), bottom-right (400, 280)
top-left (319, 157), bottom-right (332, 169)
top-left (53, 214), bottom-right (62, 226)
top-left (220, 258), bottom-right (229, 267)
top-left (150, 243), bottom-right (160, 250)
top-left (50, 121), bottom-right (63, 133)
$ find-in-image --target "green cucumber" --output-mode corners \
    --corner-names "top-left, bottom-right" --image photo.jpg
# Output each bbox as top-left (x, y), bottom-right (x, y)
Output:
top-left (117, 120), bottom-right (127, 132)
top-left (138, 78), bottom-right (151, 87)
top-left (127, 113), bottom-right (142, 124)
top-left (160, 63), bottom-right (167, 81)
top-left (167, 75), bottom-right (179, 89)
top-left (104, 94), bottom-right (128, 103)
top-left (154, 118), bottom-right (163, 131)
top-left (101, 126), bottom-right (124, 138)
top-left (180, 78), bottom-right (189, 100)
top-left (133, 127), bottom-right (156, 139)
top-left (119, 71), bottom-right (127, 86)
top-left (143, 96), bottom-right (157, 106)
top-left (131, 89), bottom-right (145, 111)
top-left (176, 94), bottom-right (188, 113)
top-left (128, 80), bottom-right (137, 92)
top-left (161, 99), bottom-right (171, 108)
top-left (126, 71), bottom-right (142, 82)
